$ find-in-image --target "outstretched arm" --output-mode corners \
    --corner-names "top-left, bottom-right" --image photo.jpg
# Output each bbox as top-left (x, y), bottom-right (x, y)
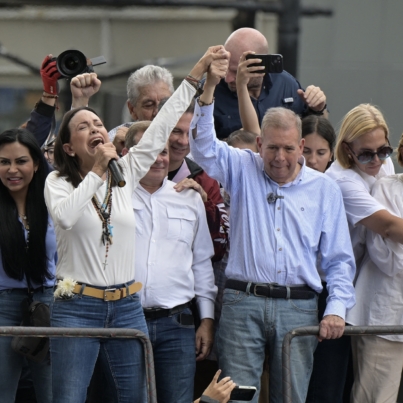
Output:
top-left (236, 51), bottom-right (264, 135)
top-left (26, 54), bottom-right (61, 147)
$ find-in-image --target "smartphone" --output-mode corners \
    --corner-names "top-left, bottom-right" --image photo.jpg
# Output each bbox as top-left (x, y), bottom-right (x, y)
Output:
top-left (245, 53), bottom-right (283, 74)
top-left (229, 386), bottom-right (257, 401)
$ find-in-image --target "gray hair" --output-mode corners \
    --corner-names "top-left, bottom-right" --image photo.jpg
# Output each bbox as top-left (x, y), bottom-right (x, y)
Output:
top-left (126, 65), bottom-right (174, 106)
top-left (261, 107), bottom-right (302, 139)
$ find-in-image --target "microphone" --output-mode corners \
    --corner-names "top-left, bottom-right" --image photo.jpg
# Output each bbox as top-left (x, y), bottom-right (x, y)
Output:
top-left (109, 160), bottom-right (126, 187)
top-left (267, 193), bottom-right (284, 204)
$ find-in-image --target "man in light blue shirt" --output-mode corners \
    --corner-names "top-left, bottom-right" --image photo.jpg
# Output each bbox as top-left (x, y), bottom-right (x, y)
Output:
top-left (189, 61), bottom-right (356, 403)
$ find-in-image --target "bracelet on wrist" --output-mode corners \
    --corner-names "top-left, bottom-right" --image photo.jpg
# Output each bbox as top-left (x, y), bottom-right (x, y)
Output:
top-left (42, 93), bottom-right (59, 99)
top-left (197, 97), bottom-right (214, 107)
top-left (308, 103), bottom-right (327, 116)
top-left (185, 75), bottom-right (204, 97)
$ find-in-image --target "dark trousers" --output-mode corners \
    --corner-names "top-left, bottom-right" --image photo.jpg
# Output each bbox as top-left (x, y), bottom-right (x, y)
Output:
top-left (306, 283), bottom-right (352, 403)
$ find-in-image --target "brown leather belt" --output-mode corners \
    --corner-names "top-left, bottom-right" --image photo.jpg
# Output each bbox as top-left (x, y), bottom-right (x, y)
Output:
top-left (73, 282), bottom-right (142, 302)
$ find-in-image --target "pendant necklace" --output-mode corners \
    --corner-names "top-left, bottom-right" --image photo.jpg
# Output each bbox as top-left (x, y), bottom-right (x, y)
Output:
top-left (91, 170), bottom-right (113, 270)
top-left (19, 213), bottom-right (29, 251)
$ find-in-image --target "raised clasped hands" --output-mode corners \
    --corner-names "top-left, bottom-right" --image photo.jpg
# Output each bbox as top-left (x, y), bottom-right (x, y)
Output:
top-left (190, 45), bottom-right (230, 81)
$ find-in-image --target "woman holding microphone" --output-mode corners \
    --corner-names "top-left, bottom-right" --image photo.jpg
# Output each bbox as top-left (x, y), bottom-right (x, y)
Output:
top-left (45, 46), bottom-right (228, 403)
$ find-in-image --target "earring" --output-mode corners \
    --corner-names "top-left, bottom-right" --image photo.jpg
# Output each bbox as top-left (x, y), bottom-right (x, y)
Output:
top-left (70, 153), bottom-right (75, 157)
top-left (34, 170), bottom-right (37, 174)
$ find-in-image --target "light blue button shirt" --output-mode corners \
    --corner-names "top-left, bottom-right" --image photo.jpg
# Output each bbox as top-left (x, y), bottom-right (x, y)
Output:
top-left (189, 103), bottom-right (356, 319)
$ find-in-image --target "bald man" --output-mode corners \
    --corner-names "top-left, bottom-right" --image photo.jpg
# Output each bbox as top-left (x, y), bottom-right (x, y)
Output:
top-left (213, 28), bottom-right (327, 139)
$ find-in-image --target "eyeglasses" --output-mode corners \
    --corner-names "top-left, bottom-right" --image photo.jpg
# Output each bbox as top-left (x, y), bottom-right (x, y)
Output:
top-left (344, 142), bottom-right (393, 164)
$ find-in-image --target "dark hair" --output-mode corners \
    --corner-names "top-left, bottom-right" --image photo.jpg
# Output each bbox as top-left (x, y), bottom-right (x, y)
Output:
top-left (227, 129), bottom-right (258, 146)
top-left (0, 128), bottom-right (53, 284)
top-left (54, 107), bottom-right (100, 188)
top-left (301, 115), bottom-right (336, 152)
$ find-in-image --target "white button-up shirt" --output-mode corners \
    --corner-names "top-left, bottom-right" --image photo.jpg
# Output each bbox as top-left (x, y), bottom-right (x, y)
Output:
top-left (326, 158), bottom-right (394, 269)
top-left (347, 175), bottom-right (403, 341)
top-left (133, 179), bottom-right (217, 319)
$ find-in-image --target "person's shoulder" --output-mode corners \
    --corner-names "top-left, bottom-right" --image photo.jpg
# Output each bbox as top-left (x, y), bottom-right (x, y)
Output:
top-left (373, 174), bottom-right (403, 192)
top-left (270, 70), bottom-right (300, 85)
top-left (45, 170), bottom-right (72, 192)
top-left (304, 166), bottom-right (342, 200)
top-left (165, 180), bottom-right (203, 209)
top-left (46, 170), bottom-right (63, 184)
top-left (325, 160), bottom-right (363, 184)
top-left (305, 166), bottom-right (338, 187)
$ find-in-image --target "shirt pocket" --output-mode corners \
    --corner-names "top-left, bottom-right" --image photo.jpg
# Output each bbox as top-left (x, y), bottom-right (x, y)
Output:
top-left (166, 207), bottom-right (196, 246)
top-left (133, 199), bottom-right (145, 235)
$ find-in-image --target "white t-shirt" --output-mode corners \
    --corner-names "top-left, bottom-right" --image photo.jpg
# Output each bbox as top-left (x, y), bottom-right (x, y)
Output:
top-left (45, 80), bottom-right (195, 287)
top-left (326, 158), bottom-right (394, 269)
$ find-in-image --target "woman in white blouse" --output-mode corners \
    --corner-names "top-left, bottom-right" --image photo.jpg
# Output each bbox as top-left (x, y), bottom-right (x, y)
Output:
top-left (345, 134), bottom-right (403, 402)
top-left (44, 47), bottom-right (227, 403)
top-left (326, 104), bottom-right (403, 267)
top-left (326, 104), bottom-right (403, 402)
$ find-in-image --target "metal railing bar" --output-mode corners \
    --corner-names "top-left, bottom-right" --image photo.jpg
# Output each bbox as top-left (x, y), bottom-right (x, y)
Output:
top-left (282, 325), bottom-right (403, 403)
top-left (0, 326), bottom-right (157, 403)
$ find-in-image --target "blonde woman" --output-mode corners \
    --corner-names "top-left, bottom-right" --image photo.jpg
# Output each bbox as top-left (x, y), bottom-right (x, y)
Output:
top-left (345, 134), bottom-right (403, 402)
top-left (326, 104), bottom-right (403, 268)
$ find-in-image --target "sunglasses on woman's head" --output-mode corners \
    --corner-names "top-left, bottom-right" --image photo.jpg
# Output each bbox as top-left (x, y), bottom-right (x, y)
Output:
top-left (344, 142), bottom-right (393, 164)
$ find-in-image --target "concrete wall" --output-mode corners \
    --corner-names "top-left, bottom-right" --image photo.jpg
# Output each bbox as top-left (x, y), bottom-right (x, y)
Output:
top-left (1, 1), bottom-right (402, 166)
top-left (298, 0), bottom-right (403, 171)
top-left (0, 5), bottom-right (276, 130)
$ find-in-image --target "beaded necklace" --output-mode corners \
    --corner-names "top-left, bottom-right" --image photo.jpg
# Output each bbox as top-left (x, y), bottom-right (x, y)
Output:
top-left (91, 170), bottom-right (113, 270)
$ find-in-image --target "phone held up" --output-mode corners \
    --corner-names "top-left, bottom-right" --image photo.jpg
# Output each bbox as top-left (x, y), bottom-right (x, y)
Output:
top-left (229, 385), bottom-right (257, 401)
top-left (245, 54), bottom-right (283, 74)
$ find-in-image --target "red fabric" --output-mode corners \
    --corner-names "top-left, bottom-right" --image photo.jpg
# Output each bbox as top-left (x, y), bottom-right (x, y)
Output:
top-left (192, 170), bottom-right (229, 262)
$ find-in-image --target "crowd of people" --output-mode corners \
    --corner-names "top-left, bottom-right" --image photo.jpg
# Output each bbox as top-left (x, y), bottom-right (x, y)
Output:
top-left (0, 26), bottom-right (402, 403)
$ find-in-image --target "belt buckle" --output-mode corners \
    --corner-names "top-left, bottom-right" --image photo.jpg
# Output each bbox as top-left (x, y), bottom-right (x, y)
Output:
top-left (104, 288), bottom-right (118, 301)
top-left (253, 283), bottom-right (269, 298)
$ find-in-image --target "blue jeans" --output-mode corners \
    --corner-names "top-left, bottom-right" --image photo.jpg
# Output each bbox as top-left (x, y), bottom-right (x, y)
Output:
top-left (146, 307), bottom-right (196, 403)
top-left (50, 286), bottom-right (148, 403)
top-left (0, 287), bottom-right (53, 403)
top-left (217, 287), bottom-right (318, 403)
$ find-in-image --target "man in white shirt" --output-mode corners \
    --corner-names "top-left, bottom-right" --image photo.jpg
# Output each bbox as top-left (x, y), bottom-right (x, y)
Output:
top-left (121, 123), bottom-right (217, 403)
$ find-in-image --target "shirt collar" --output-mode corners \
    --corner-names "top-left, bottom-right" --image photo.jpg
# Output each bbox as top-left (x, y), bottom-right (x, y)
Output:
top-left (263, 155), bottom-right (306, 188)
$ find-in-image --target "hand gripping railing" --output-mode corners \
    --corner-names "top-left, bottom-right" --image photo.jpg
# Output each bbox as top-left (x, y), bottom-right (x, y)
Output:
top-left (282, 325), bottom-right (403, 403)
top-left (0, 326), bottom-right (157, 403)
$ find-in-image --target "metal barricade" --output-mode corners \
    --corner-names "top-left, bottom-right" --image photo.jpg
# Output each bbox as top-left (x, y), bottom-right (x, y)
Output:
top-left (0, 326), bottom-right (157, 403)
top-left (282, 325), bottom-right (403, 403)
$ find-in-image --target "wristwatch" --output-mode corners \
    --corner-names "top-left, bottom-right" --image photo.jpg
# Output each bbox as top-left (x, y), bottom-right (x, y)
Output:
top-left (200, 395), bottom-right (220, 403)
top-left (308, 103), bottom-right (327, 116)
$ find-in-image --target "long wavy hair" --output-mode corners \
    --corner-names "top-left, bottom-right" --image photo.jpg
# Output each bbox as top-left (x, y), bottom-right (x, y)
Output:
top-left (0, 128), bottom-right (53, 284)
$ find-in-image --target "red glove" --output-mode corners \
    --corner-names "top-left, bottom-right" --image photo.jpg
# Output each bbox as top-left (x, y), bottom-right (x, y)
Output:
top-left (40, 55), bottom-right (62, 95)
